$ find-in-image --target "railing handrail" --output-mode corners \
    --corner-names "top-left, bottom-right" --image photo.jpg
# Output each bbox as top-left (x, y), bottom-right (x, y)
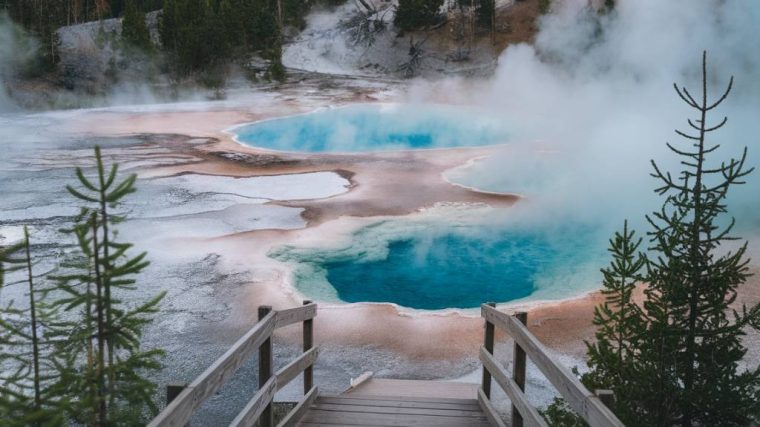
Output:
top-left (479, 347), bottom-right (548, 427)
top-left (148, 303), bottom-right (319, 427)
top-left (480, 303), bottom-right (624, 427)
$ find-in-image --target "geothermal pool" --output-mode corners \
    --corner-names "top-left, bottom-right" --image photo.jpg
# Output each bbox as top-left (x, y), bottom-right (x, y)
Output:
top-left (232, 104), bottom-right (510, 153)
top-left (272, 218), bottom-right (605, 310)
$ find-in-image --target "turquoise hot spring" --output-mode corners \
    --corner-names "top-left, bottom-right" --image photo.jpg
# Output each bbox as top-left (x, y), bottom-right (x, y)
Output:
top-left (231, 104), bottom-right (511, 153)
top-left (238, 104), bottom-right (607, 309)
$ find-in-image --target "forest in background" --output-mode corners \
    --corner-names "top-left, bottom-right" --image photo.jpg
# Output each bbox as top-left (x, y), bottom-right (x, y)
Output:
top-left (0, 0), bottom-right (319, 82)
top-left (0, 0), bottom-right (557, 96)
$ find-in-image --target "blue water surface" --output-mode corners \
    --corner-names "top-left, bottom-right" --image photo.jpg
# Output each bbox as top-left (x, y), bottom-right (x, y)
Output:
top-left (233, 104), bottom-right (510, 153)
top-left (275, 223), bottom-right (603, 310)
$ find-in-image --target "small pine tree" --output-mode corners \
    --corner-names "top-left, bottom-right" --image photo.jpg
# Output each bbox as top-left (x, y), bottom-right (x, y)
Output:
top-left (644, 51), bottom-right (760, 426)
top-left (541, 222), bottom-right (646, 426)
top-left (582, 221), bottom-right (646, 422)
top-left (121, 0), bottom-right (153, 51)
top-left (0, 229), bottom-right (67, 426)
top-left (0, 237), bottom-right (28, 420)
top-left (541, 396), bottom-right (586, 427)
top-left (51, 147), bottom-right (165, 425)
top-left (542, 52), bottom-right (760, 426)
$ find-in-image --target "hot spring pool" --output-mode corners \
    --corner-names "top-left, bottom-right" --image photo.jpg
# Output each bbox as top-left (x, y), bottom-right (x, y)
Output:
top-left (271, 218), bottom-right (605, 310)
top-left (231, 104), bottom-right (510, 153)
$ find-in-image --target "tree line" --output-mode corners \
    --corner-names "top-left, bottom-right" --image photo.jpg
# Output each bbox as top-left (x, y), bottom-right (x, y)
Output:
top-left (1, 0), bottom-right (325, 84)
top-left (0, 0), bottom-right (162, 68)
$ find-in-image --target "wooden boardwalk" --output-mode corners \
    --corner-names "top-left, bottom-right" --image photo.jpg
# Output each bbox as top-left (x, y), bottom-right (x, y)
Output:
top-left (296, 395), bottom-right (492, 427)
top-left (148, 302), bottom-right (625, 427)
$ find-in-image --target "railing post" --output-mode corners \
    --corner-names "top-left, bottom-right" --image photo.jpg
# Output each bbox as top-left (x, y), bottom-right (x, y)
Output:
top-left (596, 389), bottom-right (616, 409)
top-left (512, 311), bottom-right (528, 427)
top-left (258, 305), bottom-right (274, 427)
top-left (166, 383), bottom-right (186, 404)
top-left (481, 302), bottom-right (496, 399)
top-left (303, 300), bottom-right (314, 394)
top-left (166, 384), bottom-right (188, 426)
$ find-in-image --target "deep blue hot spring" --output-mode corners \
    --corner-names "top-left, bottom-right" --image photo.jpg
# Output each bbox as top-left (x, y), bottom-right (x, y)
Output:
top-left (232, 104), bottom-right (510, 153)
top-left (271, 222), bottom-right (603, 310)
top-left (254, 104), bottom-right (604, 309)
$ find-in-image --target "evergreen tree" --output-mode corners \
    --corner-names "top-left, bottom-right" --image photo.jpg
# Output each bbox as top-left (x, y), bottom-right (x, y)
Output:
top-left (121, 0), bottom-right (153, 52)
top-left (0, 237), bottom-right (29, 420)
top-left (51, 146), bottom-right (165, 425)
top-left (218, 0), bottom-right (243, 49)
top-left (541, 396), bottom-right (585, 427)
top-left (0, 229), bottom-right (67, 426)
top-left (282, 0), bottom-right (309, 29)
top-left (582, 221), bottom-right (646, 422)
top-left (394, 0), bottom-right (444, 31)
top-left (542, 52), bottom-right (760, 426)
top-left (539, 0), bottom-right (551, 15)
top-left (247, 0), bottom-right (280, 51)
top-left (542, 222), bottom-right (648, 426)
top-left (158, 0), bottom-right (179, 54)
top-left (111, 0), bottom-right (126, 18)
top-left (159, 0), bottom-right (287, 82)
top-left (159, 0), bottom-right (229, 74)
top-left (644, 51), bottom-right (760, 426)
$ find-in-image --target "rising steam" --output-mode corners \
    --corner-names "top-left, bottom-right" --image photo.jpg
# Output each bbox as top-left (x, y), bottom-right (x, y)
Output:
top-left (420, 0), bottom-right (760, 238)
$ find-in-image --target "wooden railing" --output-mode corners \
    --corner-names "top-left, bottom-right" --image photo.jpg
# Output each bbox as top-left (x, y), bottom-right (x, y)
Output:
top-left (479, 303), bottom-right (624, 427)
top-left (148, 301), bottom-right (319, 427)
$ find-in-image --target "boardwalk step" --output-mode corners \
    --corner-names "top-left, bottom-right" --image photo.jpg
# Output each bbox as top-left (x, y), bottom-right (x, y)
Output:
top-left (296, 396), bottom-right (493, 427)
top-left (317, 395), bottom-right (481, 410)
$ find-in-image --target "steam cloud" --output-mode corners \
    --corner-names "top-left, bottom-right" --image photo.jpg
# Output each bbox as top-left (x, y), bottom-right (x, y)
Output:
top-left (416, 0), bottom-right (760, 241)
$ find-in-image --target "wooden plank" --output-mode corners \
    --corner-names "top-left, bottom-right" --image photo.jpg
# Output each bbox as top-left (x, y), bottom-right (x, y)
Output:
top-left (148, 312), bottom-right (276, 427)
top-left (343, 378), bottom-right (478, 400)
top-left (276, 346), bottom-right (320, 391)
top-left (512, 311), bottom-right (528, 427)
top-left (482, 302), bottom-right (496, 399)
top-left (302, 300), bottom-right (314, 394)
top-left (297, 423), bottom-right (368, 427)
top-left (275, 303), bottom-right (317, 329)
top-left (299, 409), bottom-right (491, 427)
top-left (477, 389), bottom-right (507, 427)
top-left (317, 396), bottom-right (480, 411)
top-left (228, 377), bottom-right (278, 427)
top-left (479, 347), bottom-right (548, 427)
top-left (327, 395), bottom-right (478, 405)
top-left (150, 385), bottom-right (197, 427)
top-left (259, 306), bottom-right (274, 427)
top-left (277, 386), bottom-right (318, 427)
top-left (297, 421), bottom-right (365, 427)
top-left (311, 403), bottom-right (485, 418)
top-left (481, 305), bottom-right (623, 427)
